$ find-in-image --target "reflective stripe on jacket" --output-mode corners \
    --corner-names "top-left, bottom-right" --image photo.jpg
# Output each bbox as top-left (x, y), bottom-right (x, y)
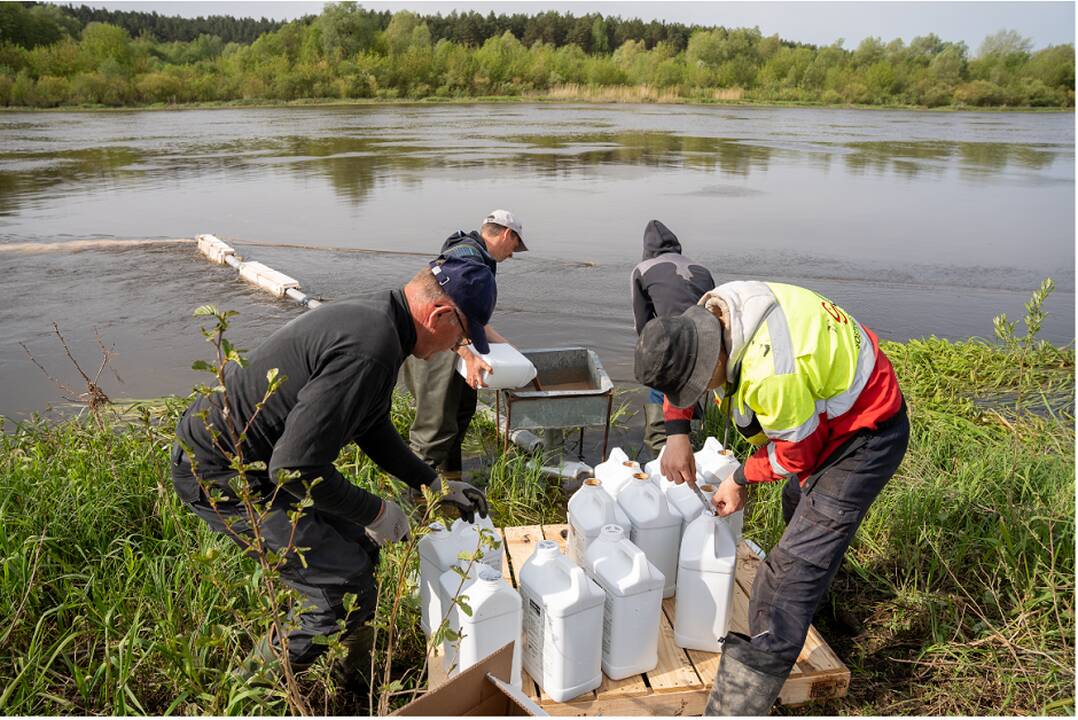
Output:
top-left (664, 281), bottom-right (903, 484)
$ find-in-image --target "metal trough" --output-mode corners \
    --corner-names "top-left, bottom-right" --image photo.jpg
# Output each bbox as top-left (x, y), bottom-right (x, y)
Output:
top-left (495, 347), bottom-right (614, 458)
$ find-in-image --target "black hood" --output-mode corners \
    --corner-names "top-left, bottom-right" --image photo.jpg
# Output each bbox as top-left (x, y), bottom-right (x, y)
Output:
top-left (642, 220), bottom-right (682, 260)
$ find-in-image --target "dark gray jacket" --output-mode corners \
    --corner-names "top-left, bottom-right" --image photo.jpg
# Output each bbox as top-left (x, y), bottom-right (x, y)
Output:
top-left (175, 290), bottom-right (436, 527)
top-left (630, 220), bottom-right (716, 335)
top-left (441, 230), bottom-right (497, 275)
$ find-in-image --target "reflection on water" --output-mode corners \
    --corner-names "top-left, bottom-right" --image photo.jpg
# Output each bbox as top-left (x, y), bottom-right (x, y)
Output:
top-left (1, 105), bottom-right (1072, 218)
top-left (0, 104), bottom-right (1073, 418)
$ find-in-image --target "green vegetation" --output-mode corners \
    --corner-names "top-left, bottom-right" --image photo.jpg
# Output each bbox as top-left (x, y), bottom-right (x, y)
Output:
top-left (0, 2), bottom-right (1072, 110)
top-left (0, 282), bottom-right (1073, 714)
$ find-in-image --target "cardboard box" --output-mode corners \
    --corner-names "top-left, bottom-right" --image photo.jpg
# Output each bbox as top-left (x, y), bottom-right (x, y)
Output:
top-left (394, 643), bottom-right (546, 716)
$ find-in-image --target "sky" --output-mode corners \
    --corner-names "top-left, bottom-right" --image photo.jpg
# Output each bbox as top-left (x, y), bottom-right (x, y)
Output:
top-left (58, 1), bottom-right (1076, 52)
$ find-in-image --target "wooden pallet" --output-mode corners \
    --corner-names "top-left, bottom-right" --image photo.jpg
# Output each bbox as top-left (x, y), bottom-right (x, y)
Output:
top-left (428, 523), bottom-right (849, 716)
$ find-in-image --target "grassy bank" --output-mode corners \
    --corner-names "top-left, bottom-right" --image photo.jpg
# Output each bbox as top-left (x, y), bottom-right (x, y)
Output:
top-left (1, 88), bottom-right (1073, 114)
top-left (0, 324), bottom-right (1073, 714)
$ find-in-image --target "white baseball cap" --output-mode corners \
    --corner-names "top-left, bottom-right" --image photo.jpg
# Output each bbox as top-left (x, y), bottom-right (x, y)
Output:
top-left (483, 209), bottom-right (527, 251)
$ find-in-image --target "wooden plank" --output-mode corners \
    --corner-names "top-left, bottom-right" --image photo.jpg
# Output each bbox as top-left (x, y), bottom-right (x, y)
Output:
top-left (540, 687), bottom-right (704, 716)
top-left (498, 526), bottom-right (513, 584)
top-left (597, 672), bottom-right (650, 699)
top-left (646, 607), bottom-right (702, 691)
top-left (662, 595), bottom-right (721, 691)
top-left (503, 525), bottom-right (544, 589)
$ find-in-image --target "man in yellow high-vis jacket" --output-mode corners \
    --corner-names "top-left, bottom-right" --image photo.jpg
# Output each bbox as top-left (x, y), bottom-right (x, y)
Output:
top-left (635, 280), bottom-right (908, 716)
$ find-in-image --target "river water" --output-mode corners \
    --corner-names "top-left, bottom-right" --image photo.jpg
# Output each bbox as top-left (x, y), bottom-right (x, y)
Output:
top-left (0, 103), bottom-right (1073, 422)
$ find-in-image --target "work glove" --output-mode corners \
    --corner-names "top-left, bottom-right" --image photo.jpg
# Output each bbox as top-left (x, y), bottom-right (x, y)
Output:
top-left (430, 477), bottom-right (489, 523)
top-left (364, 499), bottom-right (410, 546)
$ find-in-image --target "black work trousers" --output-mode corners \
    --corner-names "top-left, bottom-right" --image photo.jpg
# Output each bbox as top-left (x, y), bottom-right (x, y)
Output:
top-left (747, 403), bottom-right (909, 669)
top-left (171, 446), bottom-right (379, 667)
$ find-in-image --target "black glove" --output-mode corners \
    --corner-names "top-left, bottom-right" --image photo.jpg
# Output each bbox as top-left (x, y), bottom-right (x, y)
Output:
top-left (430, 477), bottom-right (488, 523)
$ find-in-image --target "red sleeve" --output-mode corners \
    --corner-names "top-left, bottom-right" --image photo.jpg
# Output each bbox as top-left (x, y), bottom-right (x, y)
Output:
top-left (662, 395), bottom-right (695, 436)
top-left (741, 420), bottom-right (829, 484)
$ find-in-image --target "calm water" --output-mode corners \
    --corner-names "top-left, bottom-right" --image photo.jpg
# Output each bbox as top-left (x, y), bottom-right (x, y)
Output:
top-left (1, 103), bottom-right (1073, 421)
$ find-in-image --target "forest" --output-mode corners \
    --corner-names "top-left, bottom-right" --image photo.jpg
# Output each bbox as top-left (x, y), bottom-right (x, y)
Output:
top-left (0, 1), bottom-right (1073, 109)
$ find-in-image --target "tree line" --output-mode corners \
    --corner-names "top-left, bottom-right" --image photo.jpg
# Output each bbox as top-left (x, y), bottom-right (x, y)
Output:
top-left (0, 1), bottom-right (1072, 110)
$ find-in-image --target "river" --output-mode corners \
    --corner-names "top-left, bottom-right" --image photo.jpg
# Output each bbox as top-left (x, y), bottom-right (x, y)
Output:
top-left (0, 103), bottom-right (1073, 422)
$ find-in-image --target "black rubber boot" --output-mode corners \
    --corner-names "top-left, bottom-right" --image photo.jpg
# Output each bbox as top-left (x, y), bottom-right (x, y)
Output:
top-left (704, 633), bottom-right (791, 716)
top-left (333, 622), bottom-right (376, 692)
top-left (234, 632), bottom-right (312, 686)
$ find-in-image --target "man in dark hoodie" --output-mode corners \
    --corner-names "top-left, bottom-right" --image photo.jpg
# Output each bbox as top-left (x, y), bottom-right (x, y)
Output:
top-left (630, 220), bottom-right (716, 455)
top-left (402, 209), bottom-right (527, 474)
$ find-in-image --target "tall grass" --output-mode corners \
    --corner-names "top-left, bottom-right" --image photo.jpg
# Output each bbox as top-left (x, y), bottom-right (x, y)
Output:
top-left (0, 287), bottom-right (1073, 714)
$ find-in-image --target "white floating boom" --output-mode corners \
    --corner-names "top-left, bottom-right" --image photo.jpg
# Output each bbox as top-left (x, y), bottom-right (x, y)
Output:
top-left (195, 234), bottom-right (322, 309)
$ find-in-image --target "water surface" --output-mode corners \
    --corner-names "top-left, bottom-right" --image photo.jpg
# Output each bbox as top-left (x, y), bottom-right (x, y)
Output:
top-left (1, 104), bottom-right (1073, 422)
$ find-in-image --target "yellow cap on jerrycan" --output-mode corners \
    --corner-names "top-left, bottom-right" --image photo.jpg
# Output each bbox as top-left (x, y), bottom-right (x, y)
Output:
top-left (518, 540), bottom-right (605, 703)
top-left (584, 525), bottom-right (664, 680)
top-left (593, 446), bottom-right (640, 499)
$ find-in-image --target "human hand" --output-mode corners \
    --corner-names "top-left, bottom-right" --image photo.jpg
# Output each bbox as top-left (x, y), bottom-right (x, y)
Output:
top-left (365, 499), bottom-right (410, 546)
top-left (459, 347), bottom-right (492, 389)
top-left (660, 434), bottom-right (697, 486)
top-left (711, 475), bottom-right (747, 517)
top-left (431, 477), bottom-right (489, 522)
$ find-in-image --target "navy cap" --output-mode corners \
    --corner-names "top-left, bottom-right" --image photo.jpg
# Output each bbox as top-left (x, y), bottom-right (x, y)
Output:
top-left (429, 255), bottom-right (497, 353)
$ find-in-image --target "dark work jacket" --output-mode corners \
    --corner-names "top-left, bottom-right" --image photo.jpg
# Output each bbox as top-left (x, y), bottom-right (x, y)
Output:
top-left (630, 220), bottom-right (716, 335)
top-left (440, 230), bottom-right (497, 275)
top-left (175, 289), bottom-right (436, 527)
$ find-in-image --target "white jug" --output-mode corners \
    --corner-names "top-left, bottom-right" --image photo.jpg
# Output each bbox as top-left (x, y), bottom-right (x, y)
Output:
top-left (418, 522), bottom-right (470, 638)
top-left (584, 525), bottom-right (663, 679)
top-left (647, 447), bottom-right (728, 538)
top-left (673, 505), bottom-right (738, 653)
top-left (437, 562), bottom-right (481, 675)
top-left (451, 516), bottom-right (504, 572)
top-left (566, 478), bottom-right (631, 564)
top-left (594, 447), bottom-right (641, 499)
top-left (616, 473), bottom-right (681, 598)
top-left (439, 564), bottom-right (523, 687)
top-left (695, 437), bottom-right (740, 486)
top-left (519, 540), bottom-right (605, 702)
top-left (455, 343), bottom-right (538, 390)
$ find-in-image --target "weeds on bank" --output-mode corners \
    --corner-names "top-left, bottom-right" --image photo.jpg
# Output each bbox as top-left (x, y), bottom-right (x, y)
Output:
top-left (0, 280), bottom-right (1073, 714)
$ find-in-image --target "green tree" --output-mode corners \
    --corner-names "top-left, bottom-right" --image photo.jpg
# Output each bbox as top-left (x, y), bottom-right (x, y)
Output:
top-left (79, 22), bottom-right (134, 71)
top-left (316, 1), bottom-right (378, 61)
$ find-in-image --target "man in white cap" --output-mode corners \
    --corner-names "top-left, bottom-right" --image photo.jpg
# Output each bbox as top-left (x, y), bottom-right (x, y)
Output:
top-left (401, 209), bottom-right (527, 475)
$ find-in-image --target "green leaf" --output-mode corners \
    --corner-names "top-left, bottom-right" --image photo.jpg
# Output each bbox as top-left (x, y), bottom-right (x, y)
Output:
top-left (194, 304), bottom-right (219, 317)
top-left (191, 359), bottom-right (215, 373)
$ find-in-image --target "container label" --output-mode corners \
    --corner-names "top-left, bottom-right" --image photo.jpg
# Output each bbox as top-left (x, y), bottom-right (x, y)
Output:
top-left (601, 592), bottom-right (615, 655)
top-left (520, 587), bottom-right (545, 678)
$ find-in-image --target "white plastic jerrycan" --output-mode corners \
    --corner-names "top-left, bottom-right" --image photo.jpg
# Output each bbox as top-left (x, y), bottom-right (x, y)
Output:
top-left (451, 515), bottom-right (505, 572)
top-left (566, 478), bottom-right (631, 564)
top-left (455, 343), bottom-right (538, 390)
top-left (418, 522), bottom-right (470, 638)
top-left (646, 447), bottom-right (702, 537)
top-left (438, 562), bottom-right (481, 675)
top-left (594, 447), bottom-right (641, 499)
top-left (616, 473), bottom-right (681, 598)
top-left (584, 525), bottom-right (664, 679)
top-left (673, 503), bottom-right (739, 653)
top-left (519, 540), bottom-right (605, 702)
top-left (439, 564), bottom-right (523, 687)
top-left (695, 437), bottom-right (740, 486)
